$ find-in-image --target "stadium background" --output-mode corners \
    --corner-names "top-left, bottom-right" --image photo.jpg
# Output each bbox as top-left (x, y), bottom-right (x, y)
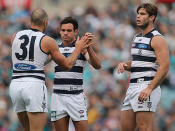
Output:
top-left (0, 0), bottom-right (175, 130)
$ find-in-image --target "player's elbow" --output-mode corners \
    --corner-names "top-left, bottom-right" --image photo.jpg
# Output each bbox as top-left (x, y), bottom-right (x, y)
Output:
top-left (164, 62), bottom-right (170, 74)
top-left (93, 63), bottom-right (101, 69)
top-left (160, 62), bottom-right (170, 76)
top-left (58, 61), bottom-right (72, 71)
top-left (66, 65), bottom-right (72, 71)
top-left (63, 65), bottom-right (72, 71)
top-left (96, 64), bottom-right (101, 69)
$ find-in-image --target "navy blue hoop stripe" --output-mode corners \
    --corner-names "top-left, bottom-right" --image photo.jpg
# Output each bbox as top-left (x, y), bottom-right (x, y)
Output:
top-left (13, 70), bottom-right (44, 73)
top-left (55, 66), bottom-right (83, 73)
top-left (54, 78), bottom-right (83, 85)
top-left (12, 75), bottom-right (45, 81)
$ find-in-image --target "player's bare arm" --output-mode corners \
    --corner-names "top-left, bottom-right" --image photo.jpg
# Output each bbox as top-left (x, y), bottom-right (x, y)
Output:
top-left (82, 33), bottom-right (101, 69)
top-left (41, 35), bottom-right (89, 70)
top-left (147, 36), bottom-right (169, 90)
top-left (86, 46), bottom-right (101, 69)
top-left (138, 36), bottom-right (169, 102)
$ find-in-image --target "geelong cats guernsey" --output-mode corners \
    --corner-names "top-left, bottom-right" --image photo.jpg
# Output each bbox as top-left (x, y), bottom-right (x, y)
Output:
top-left (53, 41), bottom-right (87, 94)
top-left (130, 29), bottom-right (162, 83)
top-left (12, 28), bottom-right (48, 81)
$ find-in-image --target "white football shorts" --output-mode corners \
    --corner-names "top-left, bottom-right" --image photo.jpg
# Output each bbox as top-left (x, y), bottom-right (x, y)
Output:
top-left (121, 82), bottom-right (161, 112)
top-left (51, 92), bottom-right (88, 122)
top-left (9, 79), bottom-right (48, 113)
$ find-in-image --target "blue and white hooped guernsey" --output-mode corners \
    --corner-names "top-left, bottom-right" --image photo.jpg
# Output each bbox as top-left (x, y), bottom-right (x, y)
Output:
top-left (12, 28), bottom-right (48, 81)
top-left (53, 41), bottom-right (87, 94)
top-left (130, 29), bottom-right (162, 83)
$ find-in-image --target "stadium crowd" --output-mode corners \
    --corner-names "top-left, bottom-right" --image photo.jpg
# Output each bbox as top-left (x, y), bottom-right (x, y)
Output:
top-left (0, 0), bottom-right (175, 130)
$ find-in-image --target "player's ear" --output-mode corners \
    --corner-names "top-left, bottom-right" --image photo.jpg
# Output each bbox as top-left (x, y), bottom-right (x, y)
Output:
top-left (44, 19), bottom-right (48, 27)
top-left (149, 15), bottom-right (155, 23)
top-left (74, 29), bottom-right (78, 35)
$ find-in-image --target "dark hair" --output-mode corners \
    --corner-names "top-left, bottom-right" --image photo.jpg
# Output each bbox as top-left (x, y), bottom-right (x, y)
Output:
top-left (31, 8), bottom-right (48, 26)
top-left (137, 3), bottom-right (158, 22)
top-left (60, 17), bottom-right (78, 30)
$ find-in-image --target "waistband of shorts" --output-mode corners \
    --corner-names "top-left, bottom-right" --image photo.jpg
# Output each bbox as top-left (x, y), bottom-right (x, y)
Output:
top-left (130, 77), bottom-right (154, 83)
top-left (53, 89), bottom-right (83, 95)
top-left (53, 85), bottom-right (83, 91)
top-left (12, 75), bottom-right (45, 81)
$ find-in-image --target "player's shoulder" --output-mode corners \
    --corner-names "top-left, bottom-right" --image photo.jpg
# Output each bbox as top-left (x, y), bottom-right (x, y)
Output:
top-left (151, 30), bottom-right (162, 36)
top-left (151, 35), bottom-right (165, 43)
top-left (151, 30), bottom-right (164, 41)
top-left (16, 29), bottom-right (30, 34)
top-left (41, 35), bottom-right (58, 48)
top-left (11, 29), bottom-right (28, 42)
top-left (151, 34), bottom-right (167, 48)
top-left (42, 35), bottom-right (55, 42)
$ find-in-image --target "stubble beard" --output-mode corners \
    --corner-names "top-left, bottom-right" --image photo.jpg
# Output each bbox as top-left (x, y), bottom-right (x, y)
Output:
top-left (62, 37), bottom-right (74, 45)
top-left (137, 21), bottom-right (149, 30)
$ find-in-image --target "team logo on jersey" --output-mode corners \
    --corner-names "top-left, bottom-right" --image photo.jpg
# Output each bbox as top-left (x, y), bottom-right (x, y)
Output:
top-left (138, 49), bottom-right (142, 55)
top-left (14, 63), bottom-right (36, 70)
top-left (147, 102), bottom-right (152, 108)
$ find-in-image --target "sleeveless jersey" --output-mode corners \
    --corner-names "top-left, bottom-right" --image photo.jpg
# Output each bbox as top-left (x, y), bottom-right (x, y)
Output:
top-left (12, 28), bottom-right (48, 81)
top-left (53, 41), bottom-right (87, 92)
top-left (130, 29), bottom-right (162, 83)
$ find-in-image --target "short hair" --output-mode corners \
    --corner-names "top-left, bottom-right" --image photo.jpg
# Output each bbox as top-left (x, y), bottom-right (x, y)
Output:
top-left (31, 8), bottom-right (48, 26)
top-left (60, 17), bottom-right (78, 30)
top-left (137, 3), bottom-right (158, 22)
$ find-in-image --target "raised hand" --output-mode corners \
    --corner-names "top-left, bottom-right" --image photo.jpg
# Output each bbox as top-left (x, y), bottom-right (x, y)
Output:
top-left (85, 32), bottom-right (94, 47)
top-left (75, 36), bottom-right (89, 52)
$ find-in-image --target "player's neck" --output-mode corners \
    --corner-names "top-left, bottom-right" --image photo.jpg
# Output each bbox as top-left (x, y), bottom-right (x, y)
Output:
top-left (141, 24), bottom-right (154, 36)
top-left (31, 25), bottom-right (43, 32)
top-left (63, 39), bottom-right (75, 47)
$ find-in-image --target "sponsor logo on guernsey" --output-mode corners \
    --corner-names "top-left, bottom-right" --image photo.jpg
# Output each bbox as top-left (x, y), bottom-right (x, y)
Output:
top-left (138, 44), bottom-right (147, 49)
top-left (64, 48), bottom-right (69, 51)
top-left (14, 63), bottom-right (36, 70)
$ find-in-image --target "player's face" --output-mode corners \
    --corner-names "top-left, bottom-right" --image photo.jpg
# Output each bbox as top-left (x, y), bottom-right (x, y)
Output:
top-left (136, 8), bottom-right (150, 29)
top-left (60, 23), bottom-right (78, 44)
